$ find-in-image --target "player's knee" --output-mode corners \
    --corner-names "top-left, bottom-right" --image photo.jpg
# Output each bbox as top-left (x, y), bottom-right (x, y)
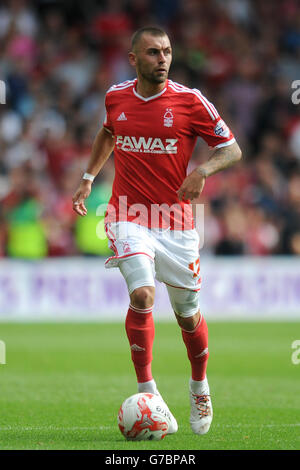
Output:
top-left (175, 310), bottom-right (200, 331)
top-left (130, 286), bottom-right (155, 309)
top-left (167, 286), bottom-right (199, 320)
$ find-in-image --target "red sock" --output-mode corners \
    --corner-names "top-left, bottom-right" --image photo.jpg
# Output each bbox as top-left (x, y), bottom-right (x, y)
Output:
top-left (125, 304), bottom-right (155, 383)
top-left (181, 314), bottom-right (209, 381)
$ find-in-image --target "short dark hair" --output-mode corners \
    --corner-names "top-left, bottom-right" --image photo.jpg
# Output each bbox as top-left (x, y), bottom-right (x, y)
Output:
top-left (131, 26), bottom-right (168, 52)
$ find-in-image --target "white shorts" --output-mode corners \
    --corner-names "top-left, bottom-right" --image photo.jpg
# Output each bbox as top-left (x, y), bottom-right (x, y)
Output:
top-left (105, 221), bottom-right (201, 291)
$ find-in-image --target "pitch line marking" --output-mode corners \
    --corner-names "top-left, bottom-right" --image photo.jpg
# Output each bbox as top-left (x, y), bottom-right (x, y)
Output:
top-left (215, 423), bottom-right (300, 428)
top-left (0, 424), bottom-right (299, 431)
top-left (0, 425), bottom-right (112, 431)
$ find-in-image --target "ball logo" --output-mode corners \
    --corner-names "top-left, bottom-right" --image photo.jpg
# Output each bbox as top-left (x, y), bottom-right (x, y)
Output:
top-left (164, 108), bottom-right (173, 127)
top-left (214, 119), bottom-right (230, 138)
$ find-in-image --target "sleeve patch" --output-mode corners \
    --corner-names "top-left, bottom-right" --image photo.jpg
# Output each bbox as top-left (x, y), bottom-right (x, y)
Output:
top-left (214, 119), bottom-right (230, 138)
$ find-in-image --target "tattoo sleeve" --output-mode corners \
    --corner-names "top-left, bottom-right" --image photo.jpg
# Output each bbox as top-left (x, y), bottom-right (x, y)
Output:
top-left (196, 141), bottom-right (242, 178)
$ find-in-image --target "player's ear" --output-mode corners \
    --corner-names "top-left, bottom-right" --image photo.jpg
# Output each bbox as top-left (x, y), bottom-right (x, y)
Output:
top-left (128, 51), bottom-right (137, 67)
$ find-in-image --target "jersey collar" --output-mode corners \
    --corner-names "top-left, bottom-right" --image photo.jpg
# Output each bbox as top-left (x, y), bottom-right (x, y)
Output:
top-left (133, 79), bottom-right (168, 102)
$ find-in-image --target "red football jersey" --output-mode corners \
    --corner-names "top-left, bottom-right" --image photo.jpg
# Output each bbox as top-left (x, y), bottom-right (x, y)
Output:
top-left (103, 78), bottom-right (235, 230)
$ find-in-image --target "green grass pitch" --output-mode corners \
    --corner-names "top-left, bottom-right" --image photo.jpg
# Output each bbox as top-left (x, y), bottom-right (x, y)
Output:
top-left (0, 321), bottom-right (299, 450)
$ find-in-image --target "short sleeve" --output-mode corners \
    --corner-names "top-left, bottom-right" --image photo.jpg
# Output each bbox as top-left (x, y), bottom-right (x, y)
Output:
top-left (190, 89), bottom-right (235, 148)
top-left (103, 94), bottom-right (114, 134)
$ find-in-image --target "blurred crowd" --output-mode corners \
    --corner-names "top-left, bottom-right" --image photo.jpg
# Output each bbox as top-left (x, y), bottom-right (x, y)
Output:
top-left (0, 0), bottom-right (300, 258)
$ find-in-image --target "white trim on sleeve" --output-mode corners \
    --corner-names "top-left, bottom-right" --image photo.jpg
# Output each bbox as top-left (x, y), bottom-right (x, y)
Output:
top-left (214, 138), bottom-right (236, 149)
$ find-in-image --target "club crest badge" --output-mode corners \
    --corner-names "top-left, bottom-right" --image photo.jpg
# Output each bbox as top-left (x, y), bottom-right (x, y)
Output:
top-left (164, 108), bottom-right (173, 127)
top-left (122, 241), bottom-right (131, 253)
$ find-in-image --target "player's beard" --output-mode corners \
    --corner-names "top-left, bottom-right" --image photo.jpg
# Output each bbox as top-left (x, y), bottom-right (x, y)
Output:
top-left (138, 61), bottom-right (168, 84)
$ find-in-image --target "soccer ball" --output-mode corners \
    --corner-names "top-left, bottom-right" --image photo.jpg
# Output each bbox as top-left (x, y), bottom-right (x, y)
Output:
top-left (118, 393), bottom-right (169, 441)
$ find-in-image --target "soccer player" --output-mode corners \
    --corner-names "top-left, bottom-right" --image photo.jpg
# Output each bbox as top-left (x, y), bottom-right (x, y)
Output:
top-left (72, 26), bottom-right (242, 435)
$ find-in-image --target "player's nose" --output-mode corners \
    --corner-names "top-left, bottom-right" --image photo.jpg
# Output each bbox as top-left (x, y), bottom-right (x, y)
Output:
top-left (158, 51), bottom-right (167, 63)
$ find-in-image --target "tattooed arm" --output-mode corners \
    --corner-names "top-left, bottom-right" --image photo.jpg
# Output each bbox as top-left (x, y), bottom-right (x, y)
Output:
top-left (177, 141), bottom-right (242, 201)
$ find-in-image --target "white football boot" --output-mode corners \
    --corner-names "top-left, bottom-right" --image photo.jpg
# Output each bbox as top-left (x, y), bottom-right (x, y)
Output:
top-left (138, 380), bottom-right (178, 434)
top-left (189, 378), bottom-right (213, 435)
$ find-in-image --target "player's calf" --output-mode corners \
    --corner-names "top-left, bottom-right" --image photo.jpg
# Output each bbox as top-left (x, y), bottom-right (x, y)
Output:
top-left (175, 310), bottom-right (201, 332)
top-left (125, 304), bottom-right (155, 383)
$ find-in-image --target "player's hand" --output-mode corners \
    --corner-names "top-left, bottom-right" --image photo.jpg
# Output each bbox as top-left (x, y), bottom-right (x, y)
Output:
top-left (177, 169), bottom-right (206, 201)
top-left (72, 180), bottom-right (92, 216)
